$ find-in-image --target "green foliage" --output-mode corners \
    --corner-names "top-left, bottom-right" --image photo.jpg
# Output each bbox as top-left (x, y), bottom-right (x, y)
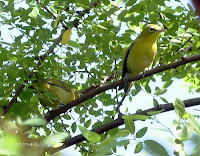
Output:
top-left (124, 119), bottom-right (135, 134)
top-left (40, 132), bottom-right (69, 147)
top-left (0, 133), bottom-right (21, 155)
top-left (134, 142), bottom-right (143, 154)
top-left (95, 130), bottom-right (130, 155)
top-left (183, 113), bottom-right (200, 134)
top-left (136, 127), bottom-right (148, 138)
top-left (147, 109), bottom-right (165, 115)
top-left (154, 87), bottom-right (167, 95)
top-left (123, 114), bottom-right (152, 120)
top-left (23, 117), bottom-right (47, 126)
top-left (144, 140), bottom-right (169, 156)
top-left (78, 125), bottom-right (101, 143)
top-left (1, 0), bottom-right (200, 155)
top-left (173, 98), bottom-right (186, 118)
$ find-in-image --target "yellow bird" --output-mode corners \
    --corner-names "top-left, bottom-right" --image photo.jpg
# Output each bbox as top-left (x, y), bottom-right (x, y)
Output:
top-left (33, 79), bottom-right (82, 108)
top-left (119, 24), bottom-right (166, 92)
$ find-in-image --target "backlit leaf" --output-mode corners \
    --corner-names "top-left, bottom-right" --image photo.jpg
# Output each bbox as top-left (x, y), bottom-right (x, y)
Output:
top-left (62, 29), bottom-right (72, 45)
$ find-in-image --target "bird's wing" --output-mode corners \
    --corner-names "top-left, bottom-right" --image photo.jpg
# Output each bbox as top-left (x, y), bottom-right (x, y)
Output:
top-left (45, 80), bottom-right (71, 93)
top-left (121, 42), bottom-right (134, 78)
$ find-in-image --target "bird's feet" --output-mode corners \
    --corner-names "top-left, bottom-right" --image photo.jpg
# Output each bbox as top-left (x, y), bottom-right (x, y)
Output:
top-left (142, 68), bottom-right (149, 78)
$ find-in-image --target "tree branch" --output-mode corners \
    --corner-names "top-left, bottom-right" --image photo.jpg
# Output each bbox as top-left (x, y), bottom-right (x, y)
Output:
top-left (176, 46), bottom-right (200, 53)
top-left (35, 0), bottom-right (68, 29)
top-left (4, 0), bottom-right (101, 115)
top-left (43, 53), bottom-right (200, 122)
top-left (45, 97), bottom-right (200, 154)
top-left (3, 35), bottom-right (62, 115)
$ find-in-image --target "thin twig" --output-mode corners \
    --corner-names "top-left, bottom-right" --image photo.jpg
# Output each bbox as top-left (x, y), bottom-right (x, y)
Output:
top-left (116, 90), bottom-right (129, 113)
top-left (173, 27), bottom-right (200, 55)
top-left (35, 0), bottom-right (68, 30)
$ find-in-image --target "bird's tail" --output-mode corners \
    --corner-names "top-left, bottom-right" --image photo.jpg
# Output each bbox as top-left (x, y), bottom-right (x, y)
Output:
top-left (118, 82), bottom-right (132, 93)
top-left (118, 84), bottom-right (124, 90)
top-left (118, 81), bottom-right (134, 93)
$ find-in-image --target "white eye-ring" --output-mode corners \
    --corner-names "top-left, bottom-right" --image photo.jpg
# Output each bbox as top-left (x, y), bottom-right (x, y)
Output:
top-left (78, 93), bottom-right (82, 97)
top-left (149, 27), bottom-right (155, 32)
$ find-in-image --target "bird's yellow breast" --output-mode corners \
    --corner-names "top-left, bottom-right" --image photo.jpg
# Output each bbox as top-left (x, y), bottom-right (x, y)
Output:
top-left (126, 39), bottom-right (157, 76)
top-left (119, 24), bottom-right (166, 92)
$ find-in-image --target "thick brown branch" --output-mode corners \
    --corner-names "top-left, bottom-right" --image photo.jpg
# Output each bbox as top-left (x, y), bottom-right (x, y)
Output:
top-left (81, 84), bottom-right (99, 95)
top-left (45, 97), bottom-right (200, 154)
top-left (43, 53), bottom-right (200, 122)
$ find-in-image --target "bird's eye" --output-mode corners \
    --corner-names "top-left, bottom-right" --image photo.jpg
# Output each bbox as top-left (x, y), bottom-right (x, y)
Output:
top-left (149, 27), bottom-right (155, 32)
top-left (78, 94), bottom-right (82, 97)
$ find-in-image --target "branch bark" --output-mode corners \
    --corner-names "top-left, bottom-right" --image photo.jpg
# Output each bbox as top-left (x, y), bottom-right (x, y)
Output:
top-left (45, 97), bottom-right (200, 154)
top-left (43, 53), bottom-right (200, 122)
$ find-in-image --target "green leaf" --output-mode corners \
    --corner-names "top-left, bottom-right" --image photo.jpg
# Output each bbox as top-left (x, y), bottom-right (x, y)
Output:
top-left (0, 133), bottom-right (20, 155)
top-left (43, 0), bottom-right (50, 5)
top-left (40, 132), bottom-right (69, 147)
top-left (175, 139), bottom-right (182, 144)
top-left (144, 140), bottom-right (169, 156)
top-left (136, 127), bottom-right (148, 138)
top-left (162, 80), bottom-right (173, 88)
top-left (97, 130), bottom-right (129, 155)
top-left (123, 114), bottom-right (152, 120)
top-left (153, 98), bottom-right (159, 107)
top-left (80, 117), bottom-right (85, 124)
top-left (54, 11), bottom-right (60, 28)
top-left (102, 0), bottom-right (110, 5)
top-left (153, 0), bottom-right (165, 6)
top-left (78, 125), bottom-right (101, 143)
top-left (84, 119), bottom-right (92, 128)
top-left (63, 114), bottom-right (71, 120)
top-left (160, 97), bottom-right (169, 104)
top-left (147, 109), bottom-right (165, 115)
top-left (154, 87), bottom-right (167, 95)
top-left (118, 10), bottom-right (128, 20)
top-left (99, 130), bottom-right (129, 147)
top-left (23, 117), bottom-right (47, 126)
top-left (97, 24), bottom-right (107, 30)
top-left (118, 139), bottom-right (130, 150)
top-left (145, 84), bottom-right (151, 93)
top-left (29, 7), bottom-right (38, 18)
top-left (62, 29), bottom-right (72, 45)
top-left (134, 142), bottom-right (143, 154)
top-left (131, 83), bottom-right (141, 96)
top-left (105, 110), bottom-right (113, 116)
top-left (113, 130), bottom-right (130, 138)
top-left (184, 113), bottom-right (200, 134)
top-left (71, 122), bottom-right (77, 133)
top-left (124, 119), bottom-right (135, 134)
top-left (172, 120), bottom-right (192, 141)
top-left (126, 0), bottom-right (137, 6)
top-left (173, 98), bottom-right (186, 118)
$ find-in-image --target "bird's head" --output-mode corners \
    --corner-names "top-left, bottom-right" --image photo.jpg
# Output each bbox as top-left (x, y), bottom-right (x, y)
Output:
top-left (139, 24), bottom-right (166, 43)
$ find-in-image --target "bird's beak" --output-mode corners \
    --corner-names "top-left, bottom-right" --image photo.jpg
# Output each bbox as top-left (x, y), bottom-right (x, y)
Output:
top-left (157, 28), bottom-right (166, 32)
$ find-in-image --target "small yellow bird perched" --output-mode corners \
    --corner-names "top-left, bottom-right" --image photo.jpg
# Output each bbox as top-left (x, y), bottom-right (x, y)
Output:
top-left (33, 79), bottom-right (82, 108)
top-left (119, 24), bottom-right (166, 92)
